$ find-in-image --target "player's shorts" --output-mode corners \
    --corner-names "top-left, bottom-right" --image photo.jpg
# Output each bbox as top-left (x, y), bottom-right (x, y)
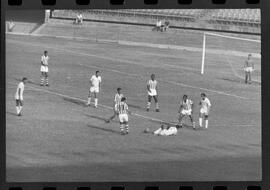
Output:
top-left (90, 86), bottom-right (99, 93)
top-left (244, 67), bottom-right (254, 72)
top-left (181, 109), bottom-right (192, 116)
top-left (148, 89), bottom-right (157, 96)
top-left (40, 66), bottom-right (49, 73)
top-left (15, 99), bottom-right (23, 106)
top-left (200, 108), bottom-right (209, 116)
top-left (119, 113), bottom-right (128, 123)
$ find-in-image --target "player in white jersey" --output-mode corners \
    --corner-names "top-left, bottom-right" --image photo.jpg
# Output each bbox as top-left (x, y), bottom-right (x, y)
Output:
top-left (147, 74), bottom-right (159, 112)
top-left (199, 93), bottom-right (211, 129)
top-left (153, 124), bottom-right (179, 136)
top-left (106, 87), bottom-right (124, 123)
top-left (244, 54), bottom-right (254, 84)
top-left (177, 95), bottom-right (196, 129)
top-left (86, 71), bottom-right (102, 108)
top-left (117, 97), bottom-right (131, 135)
top-left (40, 51), bottom-right (49, 86)
top-left (15, 77), bottom-right (27, 116)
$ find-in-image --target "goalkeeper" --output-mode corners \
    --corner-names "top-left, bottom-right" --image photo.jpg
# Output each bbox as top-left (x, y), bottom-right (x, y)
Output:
top-left (244, 54), bottom-right (254, 84)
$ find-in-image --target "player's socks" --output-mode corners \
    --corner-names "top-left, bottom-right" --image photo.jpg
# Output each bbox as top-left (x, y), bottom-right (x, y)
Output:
top-left (94, 98), bottom-right (98, 107)
top-left (147, 102), bottom-right (151, 111)
top-left (45, 77), bottom-right (49, 86)
top-left (40, 77), bottom-right (44, 86)
top-left (199, 118), bottom-right (203, 127)
top-left (120, 125), bottom-right (125, 134)
top-left (205, 120), bottom-right (208, 129)
top-left (125, 125), bottom-right (129, 134)
top-left (86, 98), bottom-right (91, 105)
top-left (16, 106), bottom-right (20, 115)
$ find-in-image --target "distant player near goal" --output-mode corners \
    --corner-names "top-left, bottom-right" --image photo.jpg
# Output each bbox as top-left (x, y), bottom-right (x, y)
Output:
top-left (106, 87), bottom-right (123, 123)
top-left (244, 54), bottom-right (254, 84)
top-left (199, 93), bottom-right (211, 129)
top-left (146, 74), bottom-right (160, 112)
top-left (86, 71), bottom-right (102, 108)
top-left (40, 51), bottom-right (49, 86)
top-left (177, 95), bottom-right (196, 129)
top-left (15, 77), bottom-right (27, 116)
top-left (117, 97), bottom-right (131, 135)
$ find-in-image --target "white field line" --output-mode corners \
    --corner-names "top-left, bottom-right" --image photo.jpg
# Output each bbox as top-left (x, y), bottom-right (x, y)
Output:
top-left (7, 82), bottom-right (257, 127)
top-left (6, 39), bottom-right (252, 100)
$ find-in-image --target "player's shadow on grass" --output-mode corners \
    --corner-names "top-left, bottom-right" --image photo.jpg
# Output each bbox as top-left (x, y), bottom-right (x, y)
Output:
top-left (6, 111), bottom-right (18, 117)
top-left (63, 97), bottom-right (87, 107)
top-left (87, 124), bottom-right (120, 135)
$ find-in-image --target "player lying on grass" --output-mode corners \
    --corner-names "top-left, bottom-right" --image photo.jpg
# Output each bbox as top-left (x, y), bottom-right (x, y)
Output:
top-left (86, 70), bottom-right (102, 108)
top-left (176, 95), bottom-right (196, 129)
top-left (117, 97), bottom-right (131, 135)
top-left (199, 93), bottom-right (211, 129)
top-left (147, 74), bottom-right (160, 112)
top-left (15, 77), bottom-right (27, 116)
top-left (152, 124), bottom-right (181, 136)
top-left (40, 51), bottom-right (49, 86)
top-left (106, 87), bottom-right (123, 123)
top-left (244, 54), bottom-right (254, 84)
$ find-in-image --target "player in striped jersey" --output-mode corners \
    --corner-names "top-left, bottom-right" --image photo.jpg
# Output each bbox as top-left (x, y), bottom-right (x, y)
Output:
top-left (177, 95), bottom-right (196, 129)
top-left (15, 77), bottom-right (27, 116)
top-left (106, 88), bottom-right (123, 123)
top-left (40, 51), bottom-right (49, 86)
top-left (199, 93), bottom-right (211, 129)
top-left (147, 74), bottom-right (159, 112)
top-left (117, 97), bottom-right (131, 135)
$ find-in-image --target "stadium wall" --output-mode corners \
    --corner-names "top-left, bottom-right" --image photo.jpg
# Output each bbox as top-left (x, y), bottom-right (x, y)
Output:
top-left (51, 10), bottom-right (260, 35)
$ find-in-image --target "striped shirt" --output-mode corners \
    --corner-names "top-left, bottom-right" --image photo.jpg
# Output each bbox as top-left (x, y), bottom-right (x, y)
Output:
top-left (148, 80), bottom-right (157, 90)
top-left (117, 102), bottom-right (129, 114)
top-left (181, 99), bottom-right (193, 110)
top-left (114, 93), bottom-right (123, 105)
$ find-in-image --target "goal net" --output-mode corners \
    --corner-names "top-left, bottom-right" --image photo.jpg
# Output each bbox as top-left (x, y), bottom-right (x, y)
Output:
top-left (201, 32), bottom-right (261, 84)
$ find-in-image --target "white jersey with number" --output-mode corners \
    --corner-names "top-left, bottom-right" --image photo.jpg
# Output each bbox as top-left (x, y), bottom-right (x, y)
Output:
top-left (148, 80), bottom-right (157, 96)
top-left (15, 82), bottom-right (24, 100)
top-left (118, 102), bottom-right (129, 122)
top-left (200, 97), bottom-right (211, 114)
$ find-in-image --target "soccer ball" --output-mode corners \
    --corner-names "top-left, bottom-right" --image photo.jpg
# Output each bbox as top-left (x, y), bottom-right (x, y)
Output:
top-left (144, 128), bottom-right (150, 133)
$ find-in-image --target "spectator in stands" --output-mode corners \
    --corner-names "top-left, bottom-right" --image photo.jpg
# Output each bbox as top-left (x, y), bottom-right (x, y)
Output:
top-left (153, 19), bottom-right (162, 31)
top-left (75, 13), bottom-right (83, 25)
top-left (8, 20), bottom-right (15, 32)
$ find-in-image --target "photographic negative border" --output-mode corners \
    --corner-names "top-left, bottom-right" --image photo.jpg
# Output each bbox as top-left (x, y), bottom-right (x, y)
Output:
top-left (1, 0), bottom-right (269, 190)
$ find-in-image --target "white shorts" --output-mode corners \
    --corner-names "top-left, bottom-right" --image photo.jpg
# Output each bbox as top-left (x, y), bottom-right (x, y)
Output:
top-left (148, 89), bottom-right (157, 96)
top-left (119, 114), bottom-right (128, 123)
top-left (244, 67), bottom-right (254, 72)
top-left (90, 86), bottom-right (99, 93)
top-left (40, 65), bottom-right (48, 73)
top-left (181, 109), bottom-right (192, 116)
top-left (200, 108), bottom-right (209, 115)
top-left (154, 127), bottom-right (177, 136)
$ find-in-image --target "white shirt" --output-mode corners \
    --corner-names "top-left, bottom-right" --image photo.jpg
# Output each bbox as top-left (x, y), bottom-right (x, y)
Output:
top-left (15, 82), bottom-right (24, 100)
top-left (41, 55), bottom-right (49, 66)
top-left (200, 97), bottom-right (211, 110)
top-left (114, 93), bottom-right (123, 105)
top-left (148, 80), bottom-right (157, 90)
top-left (90, 75), bottom-right (102, 88)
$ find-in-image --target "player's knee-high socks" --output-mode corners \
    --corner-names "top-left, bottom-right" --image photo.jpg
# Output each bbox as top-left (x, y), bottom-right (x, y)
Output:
top-left (205, 119), bottom-right (208, 129)
top-left (87, 97), bottom-right (91, 105)
top-left (94, 98), bottom-right (98, 107)
top-left (125, 124), bottom-right (129, 134)
top-left (155, 102), bottom-right (159, 109)
top-left (147, 102), bottom-right (151, 109)
top-left (40, 75), bottom-right (44, 86)
top-left (199, 117), bottom-right (203, 127)
top-left (120, 124), bottom-right (124, 134)
top-left (45, 76), bottom-right (49, 86)
top-left (16, 106), bottom-right (20, 115)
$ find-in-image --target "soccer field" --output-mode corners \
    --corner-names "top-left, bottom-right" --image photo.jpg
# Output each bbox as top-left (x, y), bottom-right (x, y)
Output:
top-left (6, 24), bottom-right (261, 181)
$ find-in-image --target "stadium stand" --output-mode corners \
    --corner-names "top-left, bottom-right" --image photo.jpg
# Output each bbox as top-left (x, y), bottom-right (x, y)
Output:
top-left (51, 9), bottom-right (260, 34)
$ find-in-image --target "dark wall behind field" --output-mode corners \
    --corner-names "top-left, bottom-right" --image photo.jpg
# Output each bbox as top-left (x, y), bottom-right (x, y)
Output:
top-left (6, 10), bottom-right (45, 23)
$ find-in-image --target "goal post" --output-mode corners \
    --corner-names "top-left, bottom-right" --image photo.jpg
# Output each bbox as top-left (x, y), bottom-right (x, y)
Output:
top-left (201, 32), bottom-right (261, 83)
